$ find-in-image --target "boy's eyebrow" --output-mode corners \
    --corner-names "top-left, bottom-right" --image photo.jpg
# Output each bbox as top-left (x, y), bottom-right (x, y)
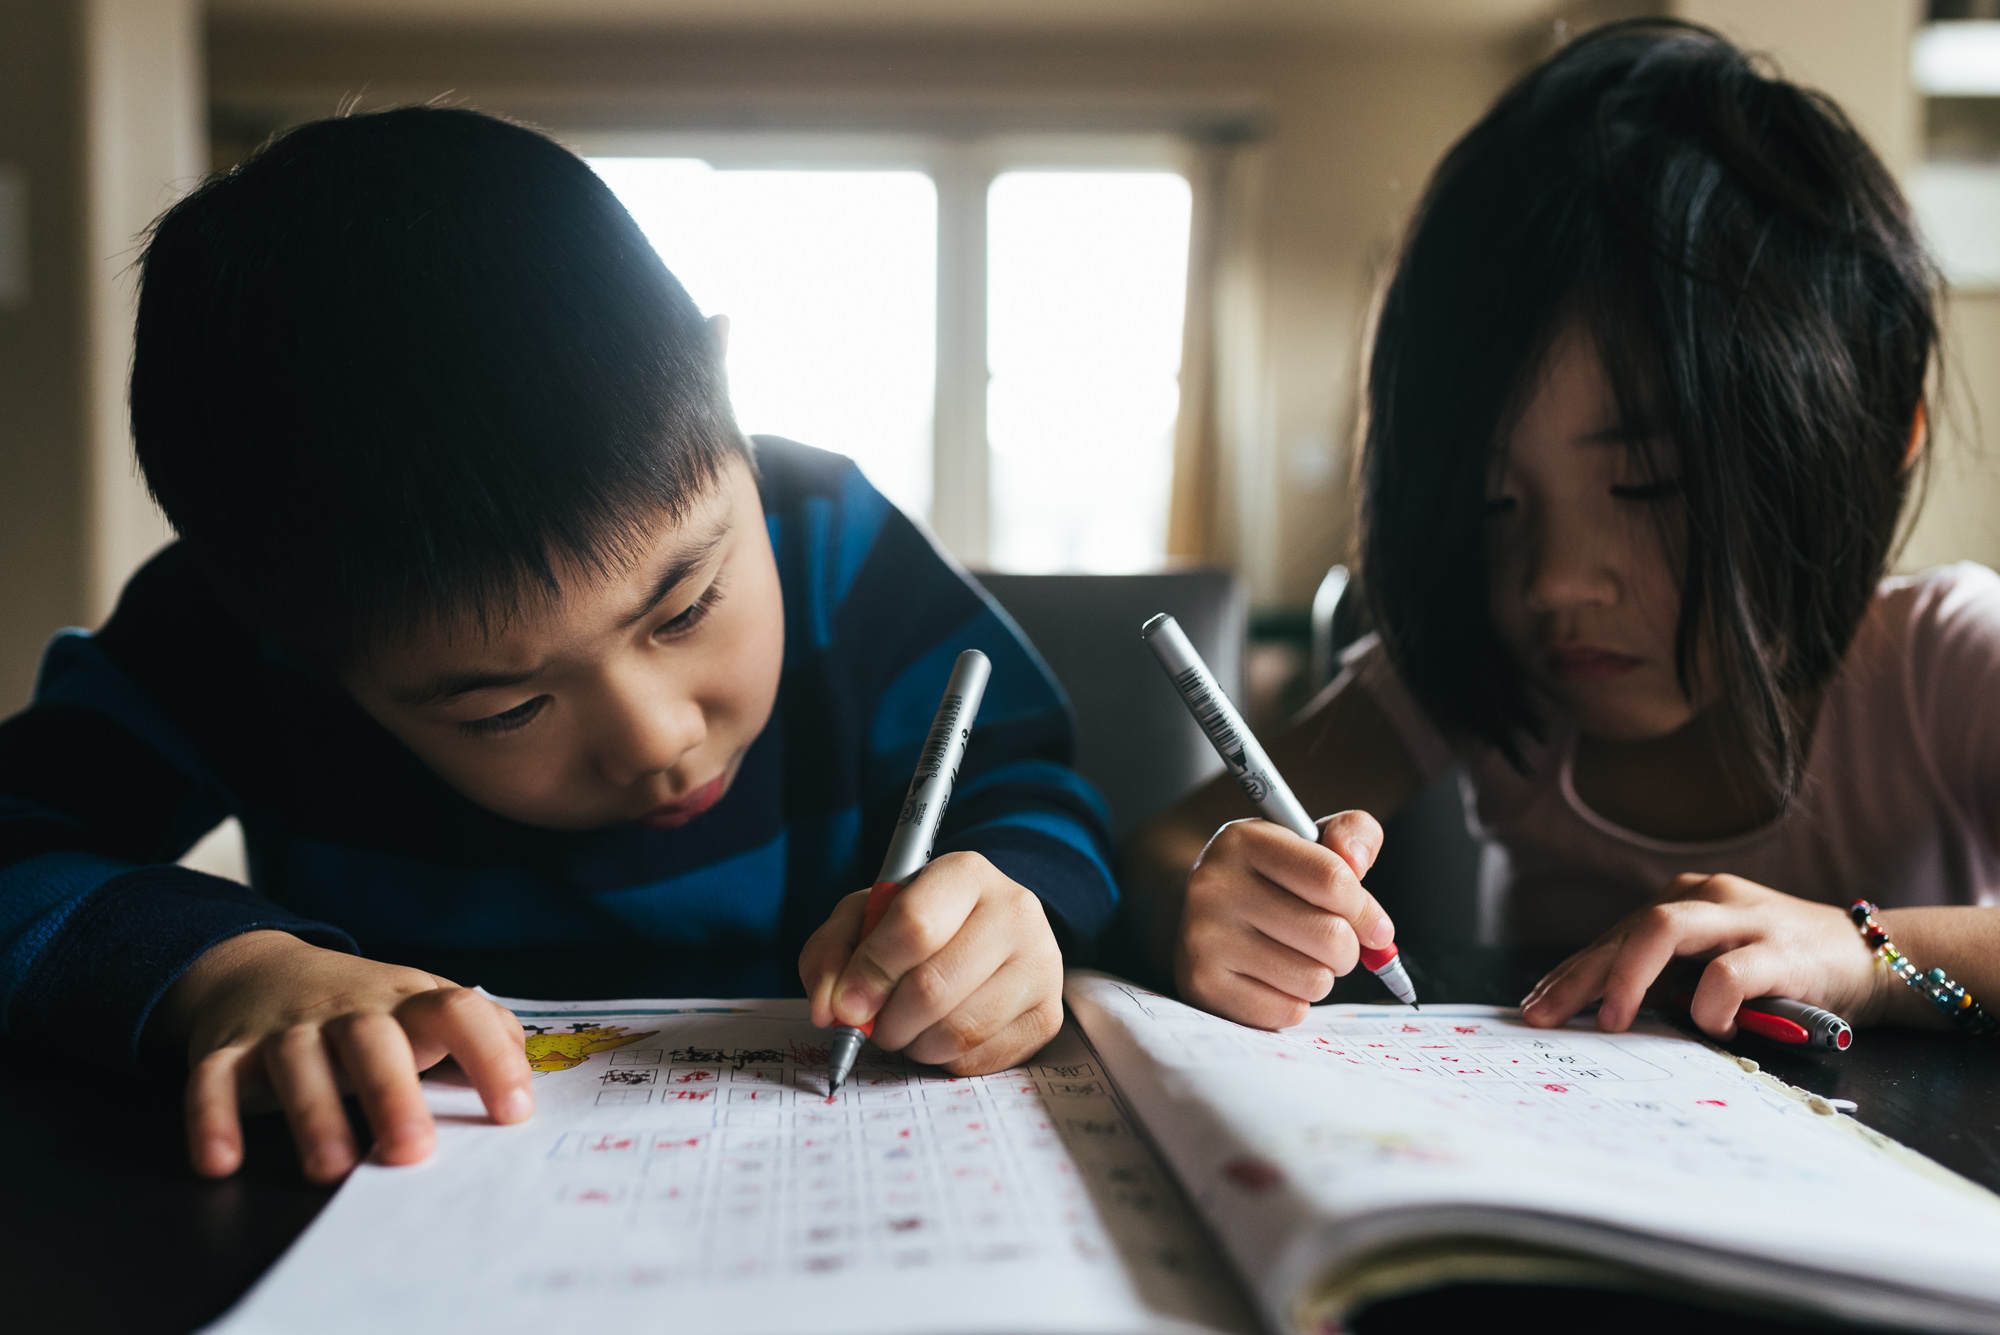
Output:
top-left (402, 666), bottom-right (542, 708)
top-left (617, 520), bottom-right (730, 630)
top-left (401, 519), bottom-right (732, 708)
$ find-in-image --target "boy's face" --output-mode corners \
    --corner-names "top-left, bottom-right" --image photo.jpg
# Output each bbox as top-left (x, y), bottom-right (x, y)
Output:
top-left (344, 454), bottom-right (785, 831)
top-left (1485, 329), bottom-right (1703, 743)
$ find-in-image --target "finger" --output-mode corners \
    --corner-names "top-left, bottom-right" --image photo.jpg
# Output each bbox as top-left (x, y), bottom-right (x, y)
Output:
top-left (186, 1045), bottom-right (250, 1178)
top-left (1192, 964), bottom-right (1313, 1031)
top-left (866, 888), bottom-right (1025, 1051)
top-left (832, 873), bottom-right (979, 1029)
top-left (1225, 874), bottom-right (1362, 977)
top-left (1595, 901), bottom-right (1750, 1031)
top-left (1224, 820), bottom-right (1394, 951)
top-left (1519, 933), bottom-right (1629, 1028)
top-left (1317, 810), bottom-right (1385, 883)
top-left (398, 988), bottom-right (533, 1126)
top-left (1184, 914), bottom-right (1340, 1011)
top-left (901, 948), bottom-right (1059, 1068)
top-left (800, 890), bottom-right (869, 1028)
top-left (1688, 947), bottom-right (1788, 1039)
top-left (325, 1012), bottom-right (435, 1167)
top-left (931, 991), bottom-right (1065, 1077)
top-left (264, 1025), bottom-right (358, 1184)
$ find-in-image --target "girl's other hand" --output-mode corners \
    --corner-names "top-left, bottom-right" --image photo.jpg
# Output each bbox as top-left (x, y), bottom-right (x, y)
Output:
top-left (1176, 812), bottom-right (1394, 1030)
top-left (1520, 874), bottom-right (1884, 1036)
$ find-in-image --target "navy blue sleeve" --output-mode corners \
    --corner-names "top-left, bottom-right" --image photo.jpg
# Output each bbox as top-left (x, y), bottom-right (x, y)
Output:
top-left (0, 613), bottom-right (355, 1067)
top-left (788, 450), bottom-right (1118, 953)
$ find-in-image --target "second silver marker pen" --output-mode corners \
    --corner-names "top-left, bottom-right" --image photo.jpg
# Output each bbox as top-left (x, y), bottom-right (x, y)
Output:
top-left (1142, 613), bottom-right (1420, 1008)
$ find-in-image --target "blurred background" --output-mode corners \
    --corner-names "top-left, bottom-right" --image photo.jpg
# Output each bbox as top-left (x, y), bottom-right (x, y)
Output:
top-left (1, 0), bottom-right (1996, 731)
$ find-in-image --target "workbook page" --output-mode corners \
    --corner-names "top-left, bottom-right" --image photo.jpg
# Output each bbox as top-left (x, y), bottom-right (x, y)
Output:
top-left (1065, 974), bottom-right (2000, 1335)
top-left (208, 996), bottom-right (1254, 1335)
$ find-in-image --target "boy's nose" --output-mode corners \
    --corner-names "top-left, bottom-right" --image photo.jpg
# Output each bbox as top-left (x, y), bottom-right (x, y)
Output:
top-left (595, 687), bottom-right (707, 788)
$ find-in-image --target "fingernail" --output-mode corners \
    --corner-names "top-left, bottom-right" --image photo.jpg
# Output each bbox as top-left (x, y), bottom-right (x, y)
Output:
top-left (837, 987), bottom-right (871, 1022)
top-left (202, 1137), bottom-right (234, 1170)
top-left (1345, 839), bottom-right (1376, 877)
top-left (498, 1087), bottom-right (532, 1122)
top-left (1366, 914), bottom-right (1395, 949)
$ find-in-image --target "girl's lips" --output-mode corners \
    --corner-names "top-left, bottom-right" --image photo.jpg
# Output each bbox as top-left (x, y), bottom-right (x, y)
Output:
top-left (639, 772), bottom-right (729, 829)
top-left (1548, 645), bottom-right (1646, 681)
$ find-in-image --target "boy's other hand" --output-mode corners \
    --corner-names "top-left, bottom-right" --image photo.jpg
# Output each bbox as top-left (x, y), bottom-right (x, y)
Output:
top-left (1520, 874), bottom-right (1885, 1036)
top-left (1176, 812), bottom-right (1393, 1030)
top-left (800, 852), bottom-right (1062, 1074)
top-left (158, 931), bottom-right (532, 1184)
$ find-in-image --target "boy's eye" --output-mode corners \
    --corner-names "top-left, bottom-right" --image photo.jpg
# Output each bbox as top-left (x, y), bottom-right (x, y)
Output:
top-left (656, 581), bottom-right (725, 640)
top-left (1482, 496), bottom-right (1518, 518)
top-left (461, 696), bottom-right (548, 737)
top-left (1610, 478), bottom-right (1682, 502)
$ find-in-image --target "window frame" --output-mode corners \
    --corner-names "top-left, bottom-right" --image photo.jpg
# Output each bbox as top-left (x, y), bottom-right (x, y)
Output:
top-left (571, 129), bottom-right (1190, 566)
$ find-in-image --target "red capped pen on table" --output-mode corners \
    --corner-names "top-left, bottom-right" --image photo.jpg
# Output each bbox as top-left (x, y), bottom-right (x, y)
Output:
top-left (1141, 614), bottom-right (1419, 1007)
top-left (1674, 993), bottom-right (1853, 1051)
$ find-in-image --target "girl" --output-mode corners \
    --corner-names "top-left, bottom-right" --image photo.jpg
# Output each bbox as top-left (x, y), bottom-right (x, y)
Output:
top-left (1123, 20), bottom-right (2000, 1043)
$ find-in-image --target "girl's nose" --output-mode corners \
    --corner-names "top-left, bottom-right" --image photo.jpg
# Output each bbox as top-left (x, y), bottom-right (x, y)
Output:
top-left (1520, 516), bottom-right (1619, 616)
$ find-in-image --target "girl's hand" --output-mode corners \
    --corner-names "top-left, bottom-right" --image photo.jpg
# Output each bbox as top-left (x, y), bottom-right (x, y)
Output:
top-left (1175, 812), bottom-right (1394, 1030)
top-left (1521, 874), bottom-right (1885, 1035)
top-left (158, 930), bottom-right (533, 1184)
top-left (800, 851), bottom-right (1063, 1074)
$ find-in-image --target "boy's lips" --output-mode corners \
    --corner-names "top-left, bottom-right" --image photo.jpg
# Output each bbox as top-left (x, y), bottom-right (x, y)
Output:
top-left (1547, 645), bottom-right (1646, 681)
top-left (639, 772), bottom-right (730, 829)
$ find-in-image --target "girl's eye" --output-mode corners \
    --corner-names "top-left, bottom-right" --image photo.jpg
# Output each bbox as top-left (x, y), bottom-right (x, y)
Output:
top-left (1482, 496), bottom-right (1518, 519)
top-left (1611, 478), bottom-right (1682, 502)
top-left (656, 581), bottom-right (725, 640)
top-left (461, 696), bottom-right (548, 737)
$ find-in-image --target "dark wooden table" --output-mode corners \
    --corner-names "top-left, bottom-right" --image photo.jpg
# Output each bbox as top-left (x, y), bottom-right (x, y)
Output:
top-left (5, 945), bottom-right (1995, 1334)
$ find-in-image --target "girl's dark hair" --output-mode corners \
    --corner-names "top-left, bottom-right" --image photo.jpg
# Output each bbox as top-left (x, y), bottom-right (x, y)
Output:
top-left (1360, 19), bottom-right (1937, 798)
top-left (132, 106), bottom-right (743, 669)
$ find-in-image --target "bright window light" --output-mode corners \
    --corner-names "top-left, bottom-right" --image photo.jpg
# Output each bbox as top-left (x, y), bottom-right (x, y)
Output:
top-left (1914, 21), bottom-right (2000, 95)
top-left (590, 160), bottom-right (938, 520)
top-left (986, 171), bottom-right (1192, 573)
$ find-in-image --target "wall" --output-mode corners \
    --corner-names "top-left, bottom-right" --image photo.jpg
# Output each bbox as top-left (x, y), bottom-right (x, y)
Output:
top-left (207, 19), bottom-right (1527, 614)
top-left (1672, 0), bottom-right (2000, 573)
top-left (0, 0), bottom-right (201, 712)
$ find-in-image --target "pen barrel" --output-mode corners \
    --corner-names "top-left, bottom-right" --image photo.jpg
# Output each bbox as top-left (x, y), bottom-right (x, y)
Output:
top-left (877, 650), bottom-right (992, 885)
top-left (1754, 996), bottom-right (1853, 1051)
top-left (1141, 615), bottom-right (1316, 842)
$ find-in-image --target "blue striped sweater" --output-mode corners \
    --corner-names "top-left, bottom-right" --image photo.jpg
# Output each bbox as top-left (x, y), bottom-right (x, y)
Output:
top-left (0, 439), bottom-right (1116, 1064)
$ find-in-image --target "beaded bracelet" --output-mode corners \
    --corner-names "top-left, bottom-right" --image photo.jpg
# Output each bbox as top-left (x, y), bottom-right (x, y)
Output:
top-left (1850, 900), bottom-right (2000, 1037)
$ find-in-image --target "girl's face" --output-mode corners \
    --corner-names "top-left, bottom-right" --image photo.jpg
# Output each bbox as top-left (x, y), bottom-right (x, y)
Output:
top-left (1486, 329), bottom-right (1702, 742)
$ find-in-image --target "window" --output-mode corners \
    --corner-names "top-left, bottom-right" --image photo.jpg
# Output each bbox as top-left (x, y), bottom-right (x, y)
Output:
top-left (589, 157), bottom-right (937, 520)
top-left (586, 134), bottom-right (1190, 571)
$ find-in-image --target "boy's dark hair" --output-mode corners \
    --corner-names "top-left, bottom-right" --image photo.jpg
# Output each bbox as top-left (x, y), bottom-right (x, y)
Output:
top-left (132, 106), bottom-right (742, 669)
top-left (1360, 19), bottom-right (1937, 799)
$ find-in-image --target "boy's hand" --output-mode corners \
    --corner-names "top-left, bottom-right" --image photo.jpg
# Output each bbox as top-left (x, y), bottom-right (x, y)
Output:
top-left (1521, 874), bottom-right (1887, 1035)
top-left (158, 930), bottom-right (533, 1184)
top-left (800, 851), bottom-right (1062, 1074)
top-left (1176, 812), bottom-right (1394, 1030)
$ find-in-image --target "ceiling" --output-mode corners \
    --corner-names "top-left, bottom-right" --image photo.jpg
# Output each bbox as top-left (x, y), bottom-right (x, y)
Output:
top-left (210, 0), bottom-right (1569, 39)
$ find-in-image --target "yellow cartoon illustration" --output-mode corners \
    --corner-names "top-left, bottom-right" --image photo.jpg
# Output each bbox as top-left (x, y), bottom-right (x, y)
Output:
top-left (522, 1024), bottom-right (658, 1074)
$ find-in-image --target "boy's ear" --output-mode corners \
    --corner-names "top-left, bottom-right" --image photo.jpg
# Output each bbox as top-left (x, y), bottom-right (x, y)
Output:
top-left (708, 313), bottom-right (730, 356)
top-left (1904, 400), bottom-right (1926, 471)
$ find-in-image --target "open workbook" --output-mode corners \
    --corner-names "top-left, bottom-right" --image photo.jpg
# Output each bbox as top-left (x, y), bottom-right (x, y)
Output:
top-left (209, 974), bottom-right (2000, 1335)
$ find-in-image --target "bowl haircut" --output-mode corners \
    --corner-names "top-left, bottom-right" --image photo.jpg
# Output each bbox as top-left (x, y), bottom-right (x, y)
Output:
top-left (1360, 19), bottom-right (1938, 799)
top-left (132, 106), bottom-right (745, 673)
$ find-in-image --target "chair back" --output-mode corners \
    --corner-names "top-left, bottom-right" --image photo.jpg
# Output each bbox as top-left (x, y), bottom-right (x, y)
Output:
top-left (974, 569), bottom-right (1246, 838)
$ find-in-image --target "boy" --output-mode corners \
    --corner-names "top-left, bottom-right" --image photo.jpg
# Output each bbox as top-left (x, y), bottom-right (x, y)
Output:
top-left (0, 108), bottom-right (1115, 1184)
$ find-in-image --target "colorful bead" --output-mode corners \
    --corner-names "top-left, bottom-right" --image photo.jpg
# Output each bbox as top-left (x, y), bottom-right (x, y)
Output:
top-left (1850, 899), bottom-right (1997, 1038)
